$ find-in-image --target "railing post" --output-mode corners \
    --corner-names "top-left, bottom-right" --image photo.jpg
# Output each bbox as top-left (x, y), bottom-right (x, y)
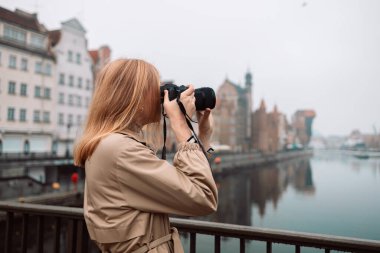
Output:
top-left (54, 217), bottom-right (61, 253)
top-left (5, 212), bottom-right (14, 253)
top-left (79, 220), bottom-right (89, 253)
top-left (21, 213), bottom-right (28, 253)
top-left (266, 241), bottom-right (272, 253)
top-left (37, 215), bottom-right (44, 253)
top-left (296, 245), bottom-right (301, 253)
top-left (214, 235), bottom-right (220, 253)
top-left (71, 219), bottom-right (78, 253)
top-left (190, 232), bottom-right (196, 253)
top-left (240, 238), bottom-right (245, 253)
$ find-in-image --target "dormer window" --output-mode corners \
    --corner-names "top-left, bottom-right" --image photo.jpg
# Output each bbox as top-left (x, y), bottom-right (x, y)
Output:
top-left (4, 24), bottom-right (26, 44)
top-left (30, 33), bottom-right (45, 49)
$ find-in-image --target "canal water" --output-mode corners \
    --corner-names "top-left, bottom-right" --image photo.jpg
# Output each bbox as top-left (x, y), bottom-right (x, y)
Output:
top-left (181, 152), bottom-right (380, 252)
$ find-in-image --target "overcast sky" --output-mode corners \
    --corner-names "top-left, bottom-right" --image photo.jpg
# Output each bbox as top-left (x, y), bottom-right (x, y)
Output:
top-left (3, 0), bottom-right (380, 136)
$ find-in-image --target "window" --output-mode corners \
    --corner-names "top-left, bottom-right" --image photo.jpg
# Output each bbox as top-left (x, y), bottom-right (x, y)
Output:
top-left (20, 83), bottom-right (27, 96)
top-left (69, 75), bottom-right (74, 87)
top-left (58, 113), bottom-right (64, 125)
top-left (35, 86), bottom-right (41, 98)
top-left (35, 62), bottom-right (42, 74)
top-left (9, 55), bottom-right (16, 69)
top-left (44, 88), bottom-right (51, 99)
top-left (68, 94), bottom-right (74, 105)
top-left (85, 97), bottom-right (90, 107)
top-left (33, 110), bottom-right (40, 122)
top-left (20, 58), bottom-right (28, 71)
top-left (59, 73), bottom-right (65, 85)
top-left (77, 115), bottom-right (82, 125)
top-left (4, 25), bottom-right (26, 43)
top-left (77, 96), bottom-right (82, 107)
top-left (78, 77), bottom-right (82, 88)
top-left (24, 140), bottom-right (30, 154)
top-left (19, 109), bottom-right (27, 122)
top-left (45, 64), bottom-right (51, 76)
top-left (0, 50), bottom-right (2, 65)
top-left (7, 108), bottom-right (15, 121)
top-left (68, 50), bottom-right (73, 62)
top-left (30, 33), bottom-right (45, 49)
top-left (76, 53), bottom-right (81, 64)
top-left (86, 79), bottom-right (91, 90)
top-left (59, 93), bottom-right (64, 104)
top-left (43, 111), bottom-right (50, 123)
top-left (68, 114), bottom-right (73, 124)
top-left (8, 81), bottom-right (16, 94)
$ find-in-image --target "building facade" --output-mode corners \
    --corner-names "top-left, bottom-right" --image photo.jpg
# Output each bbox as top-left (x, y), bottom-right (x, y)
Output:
top-left (0, 7), bottom-right (56, 154)
top-left (49, 18), bottom-right (94, 156)
top-left (251, 101), bottom-right (286, 154)
top-left (291, 110), bottom-right (316, 147)
top-left (213, 72), bottom-right (253, 152)
top-left (89, 45), bottom-right (111, 82)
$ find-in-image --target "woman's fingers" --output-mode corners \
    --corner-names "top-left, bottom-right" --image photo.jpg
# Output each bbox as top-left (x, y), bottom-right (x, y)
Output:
top-left (182, 84), bottom-right (195, 96)
top-left (163, 90), bottom-right (169, 103)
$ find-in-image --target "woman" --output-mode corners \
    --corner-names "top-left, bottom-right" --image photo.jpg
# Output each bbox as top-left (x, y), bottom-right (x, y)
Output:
top-left (74, 59), bottom-right (218, 253)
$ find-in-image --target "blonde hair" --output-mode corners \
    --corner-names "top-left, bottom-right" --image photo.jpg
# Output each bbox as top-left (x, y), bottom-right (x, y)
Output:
top-left (74, 59), bottom-right (161, 167)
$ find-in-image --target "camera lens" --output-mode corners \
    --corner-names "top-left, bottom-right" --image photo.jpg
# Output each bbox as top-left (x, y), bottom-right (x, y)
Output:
top-left (195, 87), bottom-right (216, 111)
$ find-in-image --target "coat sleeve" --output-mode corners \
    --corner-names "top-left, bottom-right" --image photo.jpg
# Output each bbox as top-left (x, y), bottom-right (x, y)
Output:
top-left (115, 138), bottom-right (218, 216)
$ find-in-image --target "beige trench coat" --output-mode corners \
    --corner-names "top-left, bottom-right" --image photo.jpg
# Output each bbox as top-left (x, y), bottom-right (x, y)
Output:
top-left (84, 131), bottom-right (218, 252)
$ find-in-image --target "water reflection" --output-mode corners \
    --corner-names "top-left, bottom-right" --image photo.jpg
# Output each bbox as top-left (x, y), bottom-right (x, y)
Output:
top-left (201, 158), bottom-right (315, 226)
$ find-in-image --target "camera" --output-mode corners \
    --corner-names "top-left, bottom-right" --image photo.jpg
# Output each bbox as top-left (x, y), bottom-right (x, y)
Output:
top-left (160, 83), bottom-right (216, 111)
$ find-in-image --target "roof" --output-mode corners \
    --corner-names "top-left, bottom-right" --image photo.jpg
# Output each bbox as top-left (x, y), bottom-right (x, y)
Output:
top-left (89, 50), bottom-right (98, 64)
top-left (221, 78), bottom-right (246, 94)
top-left (48, 29), bottom-right (61, 47)
top-left (62, 18), bottom-right (86, 33)
top-left (295, 110), bottom-right (316, 118)
top-left (0, 7), bottom-right (46, 33)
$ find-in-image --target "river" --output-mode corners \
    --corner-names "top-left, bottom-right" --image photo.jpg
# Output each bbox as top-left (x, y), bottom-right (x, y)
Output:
top-left (182, 151), bottom-right (380, 252)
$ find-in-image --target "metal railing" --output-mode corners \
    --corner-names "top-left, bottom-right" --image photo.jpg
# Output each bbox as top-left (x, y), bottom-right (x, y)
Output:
top-left (1, 201), bottom-right (380, 253)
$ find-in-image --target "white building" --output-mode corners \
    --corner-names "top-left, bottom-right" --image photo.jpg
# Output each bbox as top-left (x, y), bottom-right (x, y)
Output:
top-left (0, 7), bottom-right (56, 154)
top-left (49, 18), bottom-right (93, 156)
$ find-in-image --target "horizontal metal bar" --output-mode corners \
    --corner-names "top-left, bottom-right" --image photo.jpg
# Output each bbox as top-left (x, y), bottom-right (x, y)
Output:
top-left (1, 201), bottom-right (380, 253)
top-left (0, 201), bottom-right (83, 219)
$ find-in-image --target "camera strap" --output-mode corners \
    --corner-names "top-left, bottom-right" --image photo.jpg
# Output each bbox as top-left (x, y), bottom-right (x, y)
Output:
top-left (161, 97), bottom-right (209, 162)
top-left (161, 103), bottom-right (168, 159)
top-left (175, 96), bottom-right (208, 159)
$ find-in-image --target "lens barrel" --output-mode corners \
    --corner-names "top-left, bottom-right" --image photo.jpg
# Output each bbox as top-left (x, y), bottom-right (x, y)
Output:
top-left (160, 84), bottom-right (216, 111)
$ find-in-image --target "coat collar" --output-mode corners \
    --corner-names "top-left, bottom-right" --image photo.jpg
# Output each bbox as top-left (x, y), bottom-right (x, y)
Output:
top-left (116, 130), bottom-right (146, 145)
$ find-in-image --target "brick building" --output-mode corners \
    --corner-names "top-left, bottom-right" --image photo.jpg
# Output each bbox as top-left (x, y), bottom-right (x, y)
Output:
top-left (291, 110), bottom-right (316, 147)
top-left (251, 100), bottom-right (287, 153)
top-left (213, 71), bottom-right (253, 151)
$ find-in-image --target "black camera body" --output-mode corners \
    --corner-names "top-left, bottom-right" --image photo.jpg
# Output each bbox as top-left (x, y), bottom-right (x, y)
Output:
top-left (160, 83), bottom-right (216, 111)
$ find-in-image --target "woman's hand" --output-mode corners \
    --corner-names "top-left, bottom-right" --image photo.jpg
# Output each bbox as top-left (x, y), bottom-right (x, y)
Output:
top-left (163, 85), bottom-right (195, 143)
top-left (196, 108), bottom-right (213, 149)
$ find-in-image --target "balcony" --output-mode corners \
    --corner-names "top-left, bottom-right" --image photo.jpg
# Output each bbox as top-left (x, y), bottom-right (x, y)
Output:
top-left (1, 201), bottom-right (380, 253)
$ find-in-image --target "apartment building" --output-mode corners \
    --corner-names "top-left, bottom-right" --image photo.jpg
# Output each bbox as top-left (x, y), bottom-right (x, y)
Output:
top-left (0, 7), bottom-right (56, 154)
